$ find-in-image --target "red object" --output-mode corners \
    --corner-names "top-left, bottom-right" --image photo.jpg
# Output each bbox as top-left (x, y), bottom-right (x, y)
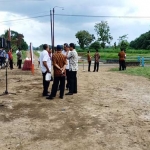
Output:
top-left (8, 51), bottom-right (13, 60)
top-left (22, 60), bottom-right (32, 71)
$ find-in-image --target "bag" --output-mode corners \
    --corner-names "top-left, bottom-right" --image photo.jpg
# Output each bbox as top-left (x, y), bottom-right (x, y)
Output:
top-left (45, 73), bottom-right (51, 81)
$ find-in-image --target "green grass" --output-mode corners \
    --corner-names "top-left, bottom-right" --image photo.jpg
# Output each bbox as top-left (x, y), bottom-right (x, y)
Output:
top-left (110, 67), bottom-right (150, 79)
top-left (34, 51), bottom-right (40, 57)
top-left (78, 48), bottom-right (150, 62)
top-left (13, 50), bottom-right (27, 63)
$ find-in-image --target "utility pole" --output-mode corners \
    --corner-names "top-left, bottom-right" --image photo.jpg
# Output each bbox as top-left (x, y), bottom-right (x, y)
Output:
top-left (50, 10), bottom-right (53, 52)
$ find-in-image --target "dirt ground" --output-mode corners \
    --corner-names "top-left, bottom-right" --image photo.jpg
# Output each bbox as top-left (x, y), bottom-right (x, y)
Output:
top-left (0, 54), bottom-right (150, 150)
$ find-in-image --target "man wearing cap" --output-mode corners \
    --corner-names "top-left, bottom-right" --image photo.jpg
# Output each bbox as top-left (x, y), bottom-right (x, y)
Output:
top-left (39, 44), bottom-right (51, 96)
top-left (62, 43), bottom-right (70, 90)
top-left (65, 43), bottom-right (78, 95)
top-left (47, 45), bottom-right (67, 100)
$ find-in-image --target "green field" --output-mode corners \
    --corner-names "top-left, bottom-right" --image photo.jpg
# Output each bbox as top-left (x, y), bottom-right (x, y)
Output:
top-left (110, 67), bottom-right (150, 79)
top-left (77, 48), bottom-right (150, 62)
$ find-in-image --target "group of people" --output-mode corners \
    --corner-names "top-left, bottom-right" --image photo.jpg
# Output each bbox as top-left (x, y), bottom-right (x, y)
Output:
top-left (39, 43), bottom-right (78, 100)
top-left (87, 50), bottom-right (100, 72)
top-left (87, 48), bottom-right (126, 72)
top-left (0, 47), bottom-right (22, 70)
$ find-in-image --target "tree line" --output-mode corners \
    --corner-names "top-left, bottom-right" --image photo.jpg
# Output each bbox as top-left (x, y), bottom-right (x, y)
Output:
top-left (1, 30), bottom-right (28, 50)
top-left (75, 21), bottom-right (150, 50)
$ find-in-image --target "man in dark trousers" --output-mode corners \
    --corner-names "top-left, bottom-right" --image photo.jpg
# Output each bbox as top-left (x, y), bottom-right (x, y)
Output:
top-left (17, 48), bottom-right (22, 69)
top-left (62, 43), bottom-right (70, 89)
top-left (46, 45), bottom-right (66, 100)
top-left (8, 48), bottom-right (13, 69)
top-left (65, 43), bottom-right (78, 95)
top-left (118, 48), bottom-right (126, 71)
top-left (39, 44), bottom-right (52, 96)
top-left (93, 50), bottom-right (100, 72)
top-left (87, 50), bottom-right (92, 72)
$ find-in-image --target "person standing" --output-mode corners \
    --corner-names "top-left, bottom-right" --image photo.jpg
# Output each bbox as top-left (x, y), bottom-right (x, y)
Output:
top-left (87, 50), bottom-right (92, 72)
top-left (93, 50), bottom-right (100, 72)
top-left (46, 45), bottom-right (66, 100)
top-left (118, 48), bottom-right (126, 71)
top-left (8, 48), bottom-right (13, 69)
top-left (17, 48), bottom-right (22, 69)
top-left (65, 43), bottom-right (78, 95)
top-left (62, 43), bottom-right (70, 90)
top-left (0, 48), bottom-right (6, 68)
top-left (39, 44), bottom-right (52, 96)
top-left (16, 49), bottom-right (19, 67)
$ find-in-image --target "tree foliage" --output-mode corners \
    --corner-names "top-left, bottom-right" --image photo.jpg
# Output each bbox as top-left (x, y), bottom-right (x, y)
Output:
top-left (118, 34), bottom-right (129, 50)
top-left (130, 31), bottom-right (150, 50)
top-left (1, 30), bottom-right (28, 50)
top-left (89, 41), bottom-right (101, 50)
top-left (94, 21), bottom-right (113, 49)
top-left (75, 30), bottom-right (95, 49)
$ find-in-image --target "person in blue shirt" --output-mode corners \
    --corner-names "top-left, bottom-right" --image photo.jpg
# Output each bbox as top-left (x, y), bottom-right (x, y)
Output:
top-left (0, 48), bottom-right (6, 68)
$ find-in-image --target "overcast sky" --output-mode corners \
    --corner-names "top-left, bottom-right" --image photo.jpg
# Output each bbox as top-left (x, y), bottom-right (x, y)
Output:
top-left (0, 0), bottom-right (150, 47)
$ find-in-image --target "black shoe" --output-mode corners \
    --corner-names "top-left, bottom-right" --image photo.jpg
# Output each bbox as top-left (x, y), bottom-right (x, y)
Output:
top-left (73, 92), bottom-right (77, 94)
top-left (65, 92), bottom-right (73, 95)
top-left (43, 93), bottom-right (49, 97)
top-left (46, 96), bottom-right (54, 100)
top-left (59, 96), bottom-right (63, 99)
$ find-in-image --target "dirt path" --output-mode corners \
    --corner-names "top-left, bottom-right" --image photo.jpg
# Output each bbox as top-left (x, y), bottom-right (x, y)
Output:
top-left (0, 53), bottom-right (150, 150)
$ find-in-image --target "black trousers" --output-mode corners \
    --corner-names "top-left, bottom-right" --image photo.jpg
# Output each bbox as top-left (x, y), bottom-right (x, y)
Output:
top-left (119, 60), bottom-right (125, 71)
top-left (42, 72), bottom-right (50, 95)
top-left (93, 62), bottom-right (99, 72)
top-left (51, 76), bottom-right (65, 97)
top-left (66, 69), bottom-right (70, 89)
top-left (9, 59), bottom-right (13, 69)
top-left (69, 71), bottom-right (77, 94)
top-left (88, 61), bottom-right (91, 71)
top-left (0, 57), bottom-right (5, 66)
top-left (18, 60), bottom-right (22, 69)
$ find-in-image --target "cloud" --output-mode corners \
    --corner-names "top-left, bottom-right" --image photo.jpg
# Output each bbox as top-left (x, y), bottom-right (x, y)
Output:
top-left (0, 0), bottom-right (150, 47)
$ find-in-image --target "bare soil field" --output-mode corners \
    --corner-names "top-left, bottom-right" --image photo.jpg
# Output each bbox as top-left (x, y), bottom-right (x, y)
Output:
top-left (0, 60), bottom-right (150, 150)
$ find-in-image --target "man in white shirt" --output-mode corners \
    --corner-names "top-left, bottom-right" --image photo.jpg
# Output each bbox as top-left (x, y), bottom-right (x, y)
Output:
top-left (65, 43), bottom-right (78, 95)
top-left (39, 44), bottom-right (52, 96)
top-left (62, 43), bottom-right (70, 90)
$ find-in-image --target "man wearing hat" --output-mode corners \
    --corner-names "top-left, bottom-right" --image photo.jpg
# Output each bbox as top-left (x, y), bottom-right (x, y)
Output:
top-left (62, 43), bottom-right (70, 90)
top-left (47, 45), bottom-right (67, 100)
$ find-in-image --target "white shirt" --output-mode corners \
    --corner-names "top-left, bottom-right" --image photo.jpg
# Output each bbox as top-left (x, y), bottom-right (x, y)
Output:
top-left (39, 50), bottom-right (51, 73)
top-left (67, 49), bottom-right (78, 71)
top-left (62, 50), bottom-right (70, 70)
top-left (16, 50), bottom-right (19, 54)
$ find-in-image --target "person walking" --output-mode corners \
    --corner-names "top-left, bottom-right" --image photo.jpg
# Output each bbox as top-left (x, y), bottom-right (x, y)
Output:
top-left (39, 44), bottom-right (52, 96)
top-left (87, 50), bottom-right (92, 72)
top-left (118, 48), bottom-right (126, 71)
top-left (46, 45), bottom-right (66, 100)
top-left (93, 50), bottom-right (100, 72)
top-left (17, 48), bottom-right (22, 69)
top-left (65, 43), bottom-right (78, 95)
top-left (62, 43), bottom-right (70, 90)
top-left (8, 48), bottom-right (13, 69)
